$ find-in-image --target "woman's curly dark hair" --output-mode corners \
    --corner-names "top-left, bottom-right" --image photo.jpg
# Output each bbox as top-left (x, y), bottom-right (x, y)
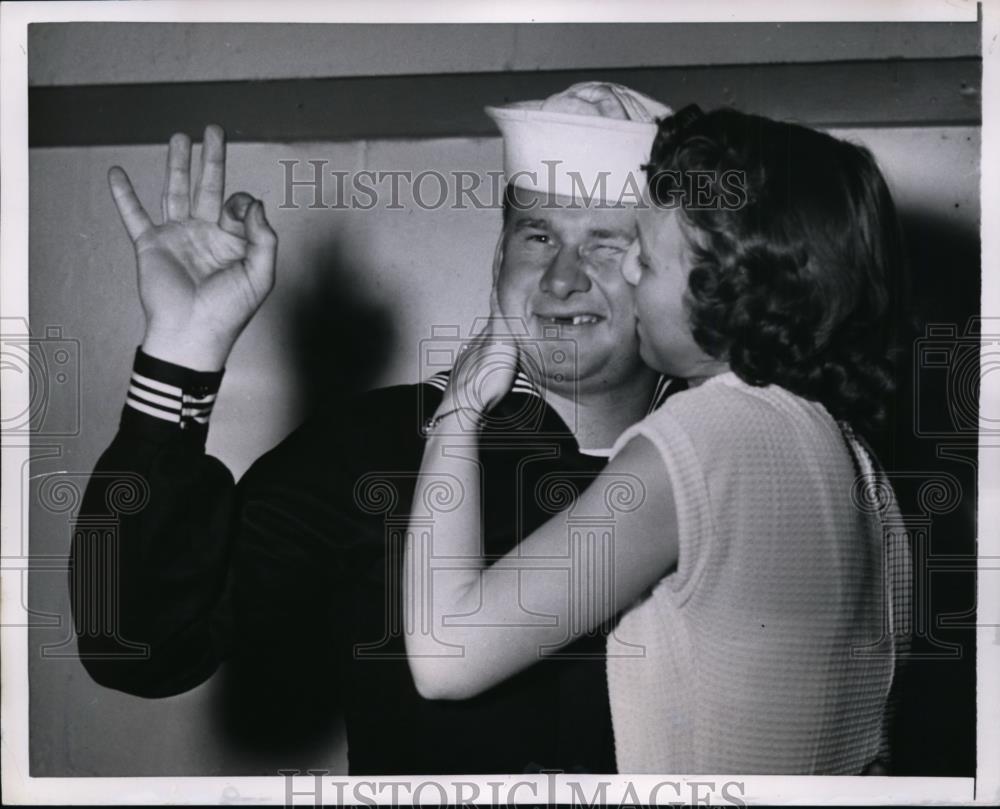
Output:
top-left (645, 107), bottom-right (908, 442)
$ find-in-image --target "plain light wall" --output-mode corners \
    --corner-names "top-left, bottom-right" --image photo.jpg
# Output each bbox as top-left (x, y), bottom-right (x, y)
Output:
top-left (28, 125), bottom-right (979, 775)
top-left (28, 22), bottom-right (980, 86)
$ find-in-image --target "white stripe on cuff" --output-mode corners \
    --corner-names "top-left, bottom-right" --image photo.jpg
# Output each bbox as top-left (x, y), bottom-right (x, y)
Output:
top-left (126, 396), bottom-right (181, 423)
top-left (125, 371), bottom-right (217, 426)
top-left (131, 371), bottom-right (183, 397)
top-left (128, 385), bottom-right (182, 411)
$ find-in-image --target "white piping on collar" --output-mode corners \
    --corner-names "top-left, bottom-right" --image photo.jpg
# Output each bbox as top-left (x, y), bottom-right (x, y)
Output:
top-left (424, 369), bottom-right (677, 413)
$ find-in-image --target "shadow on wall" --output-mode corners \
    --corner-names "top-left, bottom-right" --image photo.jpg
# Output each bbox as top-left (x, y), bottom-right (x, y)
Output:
top-left (887, 207), bottom-right (979, 777)
top-left (287, 240), bottom-right (397, 415)
top-left (209, 238), bottom-right (394, 770)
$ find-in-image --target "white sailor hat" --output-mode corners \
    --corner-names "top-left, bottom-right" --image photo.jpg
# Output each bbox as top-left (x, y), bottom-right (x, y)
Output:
top-left (485, 82), bottom-right (672, 205)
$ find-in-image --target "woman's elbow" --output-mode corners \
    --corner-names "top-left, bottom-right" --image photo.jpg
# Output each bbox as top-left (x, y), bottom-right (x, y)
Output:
top-left (408, 658), bottom-right (485, 702)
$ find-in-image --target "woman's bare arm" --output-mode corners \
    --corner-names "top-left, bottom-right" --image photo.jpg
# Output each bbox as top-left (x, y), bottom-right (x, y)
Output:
top-left (403, 425), bottom-right (679, 700)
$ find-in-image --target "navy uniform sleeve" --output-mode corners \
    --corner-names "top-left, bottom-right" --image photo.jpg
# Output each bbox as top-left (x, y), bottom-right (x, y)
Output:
top-left (70, 347), bottom-right (235, 698)
top-left (71, 350), bottom-right (436, 718)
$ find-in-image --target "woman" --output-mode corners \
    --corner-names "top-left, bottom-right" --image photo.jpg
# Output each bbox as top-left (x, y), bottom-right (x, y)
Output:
top-left (404, 107), bottom-right (911, 774)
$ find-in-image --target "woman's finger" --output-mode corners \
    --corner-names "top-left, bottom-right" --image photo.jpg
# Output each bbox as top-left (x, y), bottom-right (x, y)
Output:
top-left (451, 327), bottom-right (519, 414)
top-left (488, 232), bottom-right (506, 319)
top-left (219, 191), bottom-right (255, 238)
top-left (108, 167), bottom-right (154, 242)
top-left (161, 132), bottom-right (191, 221)
top-left (489, 286), bottom-right (503, 321)
top-left (192, 124), bottom-right (226, 222)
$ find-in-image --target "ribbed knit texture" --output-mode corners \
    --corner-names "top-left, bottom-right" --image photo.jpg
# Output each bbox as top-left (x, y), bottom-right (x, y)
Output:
top-left (607, 372), bottom-right (910, 774)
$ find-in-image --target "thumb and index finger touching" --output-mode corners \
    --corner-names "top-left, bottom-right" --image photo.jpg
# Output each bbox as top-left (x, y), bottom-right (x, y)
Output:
top-left (213, 188), bottom-right (278, 292)
top-left (241, 196), bottom-right (278, 292)
top-left (107, 124), bottom-right (276, 246)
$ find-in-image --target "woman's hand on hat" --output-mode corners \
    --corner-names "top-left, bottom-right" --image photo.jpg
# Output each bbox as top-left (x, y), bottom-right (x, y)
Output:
top-left (108, 124), bottom-right (278, 371)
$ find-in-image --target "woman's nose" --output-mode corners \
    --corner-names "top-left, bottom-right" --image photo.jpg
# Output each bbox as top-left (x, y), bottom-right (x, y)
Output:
top-left (620, 243), bottom-right (642, 286)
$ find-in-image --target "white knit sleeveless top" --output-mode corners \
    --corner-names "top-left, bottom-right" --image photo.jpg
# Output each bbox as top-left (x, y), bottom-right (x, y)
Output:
top-left (608, 372), bottom-right (911, 774)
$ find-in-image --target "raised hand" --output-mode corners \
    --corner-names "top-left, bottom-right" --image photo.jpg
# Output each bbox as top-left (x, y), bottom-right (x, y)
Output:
top-left (108, 125), bottom-right (277, 370)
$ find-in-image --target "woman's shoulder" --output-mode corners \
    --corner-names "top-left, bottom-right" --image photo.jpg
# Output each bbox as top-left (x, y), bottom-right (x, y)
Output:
top-left (657, 371), bottom-right (811, 426)
top-left (623, 372), bottom-right (838, 460)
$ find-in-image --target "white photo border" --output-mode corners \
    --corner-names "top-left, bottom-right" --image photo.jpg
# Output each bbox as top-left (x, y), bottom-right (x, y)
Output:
top-left (1, 0), bottom-right (992, 805)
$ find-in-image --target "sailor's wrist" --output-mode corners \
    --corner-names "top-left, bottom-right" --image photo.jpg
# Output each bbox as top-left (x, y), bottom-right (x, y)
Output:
top-left (121, 346), bottom-right (224, 439)
top-left (141, 326), bottom-right (233, 373)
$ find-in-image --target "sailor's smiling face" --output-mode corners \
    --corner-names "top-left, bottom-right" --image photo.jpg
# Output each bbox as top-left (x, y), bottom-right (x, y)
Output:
top-left (495, 187), bottom-right (647, 393)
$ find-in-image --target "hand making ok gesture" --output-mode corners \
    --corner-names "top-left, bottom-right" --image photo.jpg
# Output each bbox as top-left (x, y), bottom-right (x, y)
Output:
top-left (108, 124), bottom-right (277, 370)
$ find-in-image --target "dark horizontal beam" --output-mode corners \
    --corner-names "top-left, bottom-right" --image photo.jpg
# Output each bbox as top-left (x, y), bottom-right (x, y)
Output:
top-left (29, 58), bottom-right (980, 147)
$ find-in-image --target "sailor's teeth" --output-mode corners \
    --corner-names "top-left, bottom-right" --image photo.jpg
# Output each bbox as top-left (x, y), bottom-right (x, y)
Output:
top-left (541, 314), bottom-right (599, 325)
